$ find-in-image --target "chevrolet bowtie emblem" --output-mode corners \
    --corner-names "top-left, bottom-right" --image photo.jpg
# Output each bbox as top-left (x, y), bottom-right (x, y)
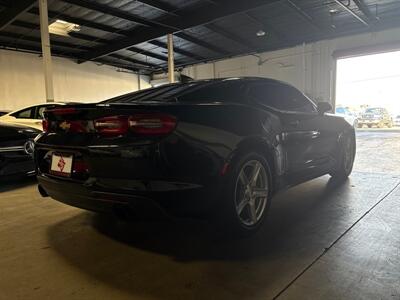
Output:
top-left (59, 121), bottom-right (71, 131)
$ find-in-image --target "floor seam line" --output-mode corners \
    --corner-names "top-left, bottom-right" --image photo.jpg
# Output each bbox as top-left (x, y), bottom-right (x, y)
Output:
top-left (272, 180), bottom-right (400, 300)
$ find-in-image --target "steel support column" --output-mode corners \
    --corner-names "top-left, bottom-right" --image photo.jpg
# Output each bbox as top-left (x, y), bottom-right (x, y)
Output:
top-left (167, 34), bottom-right (175, 83)
top-left (38, 0), bottom-right (54, 102)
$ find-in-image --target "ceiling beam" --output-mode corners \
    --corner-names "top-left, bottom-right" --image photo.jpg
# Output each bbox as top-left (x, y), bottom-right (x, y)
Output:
top-left (76, 0), bottom-right (280, 62)
top-left (127, 46), bottom-right (168, 62)
top-left (0, 0), bottom-right (36, 31)
top-left (174, 32), bottom-right (230, 55)
top-left (333, 0), bottom-right (369, 27)
top-left (61, 0), bottom-right (227, 56)
top-left (0, 42), bottom-right (76, 58)
top-left (148, 40), bottom-right (204, 61)
top-left (10, 20), bottom-right (171, 69)
top-left (68, 32), bottom-right (110, 44)
top-left (93, 59), bottom-right (142, 72)
top-left (11, 19), bottom-right (39, 30)
top-left (60, 0), bottom-right (177, 29)
top-left (0, 31), bottom-right (91, 51)
top-left (0, 36), bottom-right (147, 72)
top-left (135, 0), bottom-right (179, 16)
top-left (108, 53), bottom-right (159, 70)
top-left (353, 0), bottom-right (379, 22)
top-left (204, 23), bottom-right (258, 51)
top-left (11, 20), bottom-right (111, 45)
top-left (5, 21), bottom-right (161, 70)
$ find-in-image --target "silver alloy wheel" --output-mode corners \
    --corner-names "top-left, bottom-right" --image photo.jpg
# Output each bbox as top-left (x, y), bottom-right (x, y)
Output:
top-left (234, 160), bottom-right (269, 227)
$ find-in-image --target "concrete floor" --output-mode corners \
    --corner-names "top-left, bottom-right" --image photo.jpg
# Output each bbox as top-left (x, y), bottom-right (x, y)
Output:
top-left (0, 130), bottom-right (399, 300)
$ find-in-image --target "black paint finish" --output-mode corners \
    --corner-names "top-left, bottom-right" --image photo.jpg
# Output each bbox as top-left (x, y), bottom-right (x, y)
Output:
top-left (35, 78), bottom-right (354, 216)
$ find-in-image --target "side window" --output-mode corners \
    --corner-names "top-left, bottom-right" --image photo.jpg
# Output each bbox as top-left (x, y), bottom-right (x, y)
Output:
top-left (249, 83), bottom-right (317, 113)
top-left (11, 108), bottom-right (34, 119)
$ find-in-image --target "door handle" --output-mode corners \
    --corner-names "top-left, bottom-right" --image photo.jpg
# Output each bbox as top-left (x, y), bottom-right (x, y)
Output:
top-left (289, 120), bottom-right (299, 127)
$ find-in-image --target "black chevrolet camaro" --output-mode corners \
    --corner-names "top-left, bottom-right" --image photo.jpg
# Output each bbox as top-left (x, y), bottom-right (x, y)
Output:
top-left (35, 78), bottom-right (356, 235)
top-left (0, 123), bottom-right (39, 178)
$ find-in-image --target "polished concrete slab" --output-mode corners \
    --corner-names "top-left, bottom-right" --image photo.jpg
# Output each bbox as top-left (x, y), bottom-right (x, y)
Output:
top-left (0, 130), bottom-right (399, 300)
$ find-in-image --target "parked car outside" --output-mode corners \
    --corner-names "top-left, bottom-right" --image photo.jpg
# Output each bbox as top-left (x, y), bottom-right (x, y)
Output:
top-left (335, 106), bottom-right (358, 128)
top-left (0, 123), bottom-right (40, 178)
top-left (0, 103), bottom-right (64, 130)
top-left (358, 107), bottom-right (393, 128)
top-left (35, 77), bottom-right (356, 236)
top-left (394, 115), bottom-right (400, 127)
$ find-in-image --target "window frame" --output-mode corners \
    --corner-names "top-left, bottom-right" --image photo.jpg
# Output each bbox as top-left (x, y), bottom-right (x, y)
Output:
top-left (248, 82), bottom-right (318, 115)
top-left (10, 107), bottom-right (35, 119)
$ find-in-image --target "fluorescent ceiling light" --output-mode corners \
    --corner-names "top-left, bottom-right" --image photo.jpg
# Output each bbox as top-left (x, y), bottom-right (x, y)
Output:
top-left (49, 19), bottom-right (80, 37)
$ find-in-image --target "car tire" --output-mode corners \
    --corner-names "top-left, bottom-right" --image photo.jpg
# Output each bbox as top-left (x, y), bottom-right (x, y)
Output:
top-left (215, 152), bottom-right (272, 237)
top-left (330, 131), bottom-right (356, 180)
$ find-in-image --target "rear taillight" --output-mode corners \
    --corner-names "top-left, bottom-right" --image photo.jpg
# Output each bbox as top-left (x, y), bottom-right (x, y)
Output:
top-left (94, 116), bottom-right (129, 136)
top-left (129, 114), bottom-right (176, 135)
top-left (42, 119), bottom-right (49, 132)
top-left (93, 114), bottom-right (177, 137)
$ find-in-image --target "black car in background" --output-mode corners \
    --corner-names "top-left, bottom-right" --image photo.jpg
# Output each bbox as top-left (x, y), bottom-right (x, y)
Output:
top-left (0, 123), bottom-right (40, 178)
top-left (35, 78), bottom-right (356, 235)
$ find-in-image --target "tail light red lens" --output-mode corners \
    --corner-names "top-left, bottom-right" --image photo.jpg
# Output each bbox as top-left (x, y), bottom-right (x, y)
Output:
top-left (46, 113), bottom-right (177, 137)
top-left (94, 116), bottom-right (129, 136)
top-left (42, 119), bottom-right (49, 132)
top-left (129, 114), bottom-right (177, 135)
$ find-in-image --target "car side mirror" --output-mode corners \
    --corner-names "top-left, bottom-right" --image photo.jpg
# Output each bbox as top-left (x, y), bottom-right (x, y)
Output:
top-left (317, 102), bottom-right (332, 115)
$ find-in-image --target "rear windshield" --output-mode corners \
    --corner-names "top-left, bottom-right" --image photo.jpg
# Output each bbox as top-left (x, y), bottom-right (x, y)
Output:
top-left (103, 81), bottom-right (248, 104)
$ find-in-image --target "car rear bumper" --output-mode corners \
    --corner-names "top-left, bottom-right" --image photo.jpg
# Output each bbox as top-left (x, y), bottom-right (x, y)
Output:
top-left (37, 174), bottom-right (217, 217)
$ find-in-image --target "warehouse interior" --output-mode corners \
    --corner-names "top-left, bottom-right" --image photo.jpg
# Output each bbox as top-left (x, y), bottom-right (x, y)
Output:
top-left (1, 1), bottom-right (400, 299)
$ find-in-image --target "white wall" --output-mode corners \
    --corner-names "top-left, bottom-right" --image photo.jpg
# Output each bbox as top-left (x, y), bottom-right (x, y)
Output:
top-left (181, 27), bottom-right (400, 105)
top-left (0, 49), bottom-right (151, 110)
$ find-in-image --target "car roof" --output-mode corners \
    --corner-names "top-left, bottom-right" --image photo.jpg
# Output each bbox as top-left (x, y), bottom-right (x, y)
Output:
top-left (165, 76), bottom-right (293, 88)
